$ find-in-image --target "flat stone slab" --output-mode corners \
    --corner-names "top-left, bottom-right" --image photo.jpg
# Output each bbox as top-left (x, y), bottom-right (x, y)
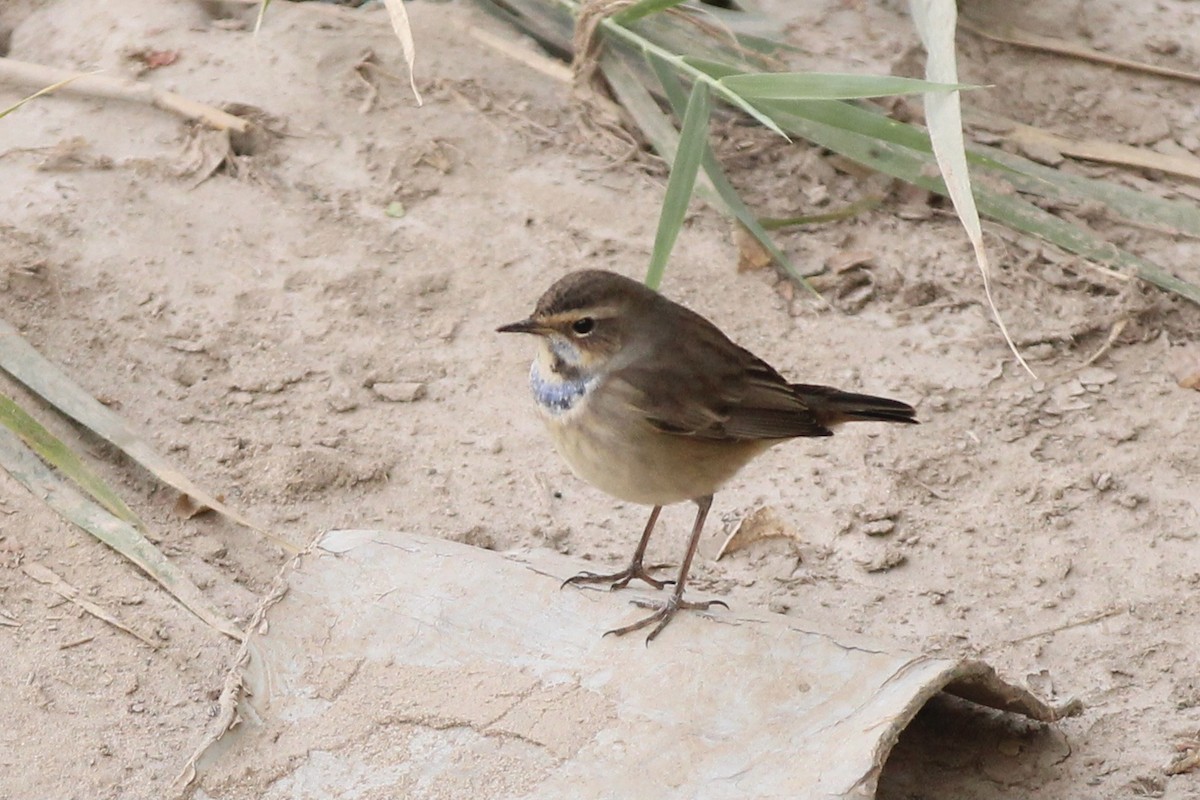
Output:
top-left (180, 530), bottom-right (1078, 799)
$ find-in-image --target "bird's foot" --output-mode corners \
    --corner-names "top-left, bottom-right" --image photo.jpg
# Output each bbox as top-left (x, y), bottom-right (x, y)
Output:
top-left (604, 593), bottom-right (729, 644)
top-left (561, 562), bottom-right (673, 592)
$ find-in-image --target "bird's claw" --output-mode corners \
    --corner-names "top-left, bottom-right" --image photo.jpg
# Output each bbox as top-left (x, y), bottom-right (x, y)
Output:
top-left (561, 563), bottom-right (673, 591)
top-left (603, 593), bottom-right (728, 644)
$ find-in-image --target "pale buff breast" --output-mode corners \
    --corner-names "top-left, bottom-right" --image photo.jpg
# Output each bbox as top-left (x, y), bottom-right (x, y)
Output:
top-left (540, 387), bottom-right (776, 506)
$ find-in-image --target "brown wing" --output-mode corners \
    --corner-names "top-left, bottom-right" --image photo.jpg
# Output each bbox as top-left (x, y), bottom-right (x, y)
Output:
top-left (609, 307), bottom-right (833, 441)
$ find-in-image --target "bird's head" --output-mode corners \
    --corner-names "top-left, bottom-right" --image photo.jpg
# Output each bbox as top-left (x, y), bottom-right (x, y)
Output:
top-left (497, 270), bottom-right (657, 374)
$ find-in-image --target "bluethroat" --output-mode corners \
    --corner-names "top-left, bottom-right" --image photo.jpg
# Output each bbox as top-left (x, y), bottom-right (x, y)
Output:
top-left (498, 270), bottom-right (917, 642)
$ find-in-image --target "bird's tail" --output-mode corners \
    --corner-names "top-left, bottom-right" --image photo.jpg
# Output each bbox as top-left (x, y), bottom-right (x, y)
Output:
top-left (791, 383), bottom-right (919, 427)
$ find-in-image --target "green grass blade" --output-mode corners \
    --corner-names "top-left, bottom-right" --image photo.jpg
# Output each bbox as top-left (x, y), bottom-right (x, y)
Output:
top-left (647, 53), bottom-right (820, 291)
top-left (476, 0), bottom-right (1199, 305)
top-left (0, 424), bottom-right (244, 641)
top-left (694, 5), bottom-right (788, 42)
top-left (609, 50), bottom-right (799, 285)
top-left (761, 96), bottom-right (1200, 255)
top-left (974, 191), bottom-right (1200, 304)
top-left (682, 56), bottom-right (748, 81)
top-left (708, 81), bottom-right (788, 139)
top-left (629, 11), bottom-right (778, 72)
top-left (698, 136), bottom-right (821, 291)
top-left (763, 104), bottom-right (1200, 304)
top-left (598, 21), bottom-right (790, 138)
top-left (604, 51), bottom-right (732, 217)
top-left (972, 143), bottom-right (1200, 239)
top-left (645, 79), bottom-right (711, 290)
top-left (603, 54), bottom-right (686, 163)
top-left (0, 394), bottom-right (145, 529)
top-left (614, 0), bottom-right (687, 25)
top-left (759, 197), bottom-right (883, 229)
top-left (0, 319), bottom-right (297, 552)
top-left (762, 98), bottom-right (933, 151)
top-left (721, 72), bottom-right (975, 100)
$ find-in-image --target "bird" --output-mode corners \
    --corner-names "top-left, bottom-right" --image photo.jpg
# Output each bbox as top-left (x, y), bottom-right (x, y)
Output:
top-left (498, 269), bottom-right (917, 642)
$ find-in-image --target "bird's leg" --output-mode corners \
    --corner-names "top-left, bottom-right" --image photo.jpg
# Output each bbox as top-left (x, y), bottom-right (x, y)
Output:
top-left (562, 506), bottom-right (673, 591)
top-left (604, 495), bottom-right (728, 643)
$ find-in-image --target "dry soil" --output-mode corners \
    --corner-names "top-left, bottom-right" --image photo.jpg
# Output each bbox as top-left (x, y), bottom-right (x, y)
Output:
top-left (0, 1), bottom-right (1198, 798)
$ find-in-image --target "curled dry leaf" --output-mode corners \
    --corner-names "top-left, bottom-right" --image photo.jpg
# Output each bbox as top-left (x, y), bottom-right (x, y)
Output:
top-left (734, 222), bottom-right (773, 272)
top-left (174, 493), bottom-right (214, 521)
top-left (717, 506), bottom-right (799, 559)
top-left (826, 249), bottom-right (877, 273)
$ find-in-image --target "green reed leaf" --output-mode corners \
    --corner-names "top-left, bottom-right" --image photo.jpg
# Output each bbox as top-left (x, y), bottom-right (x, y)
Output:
top-left (0, 424), bottom-right (243, 641)
top-left (0, 394), bottom-right (144, 529)
top-left (721, 72), bottom-right (976, 100)
top-left (645, 79), bottom-right (710, 290)
top-left (614, 0), bottom-right (687, 25)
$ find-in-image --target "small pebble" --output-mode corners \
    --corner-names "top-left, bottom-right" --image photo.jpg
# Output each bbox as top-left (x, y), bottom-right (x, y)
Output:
top-left (1076, 367), bottom-right (1117, 387)
top-left (1026, 343), bottom-right (1056, 361)
top-left (192, 535), bottom-right (227, 561)
top-left (863, 519), bottom-right (896, 537)
top-left (372, 381), bottom-right (426, 403)
top-left (858, 549), bottom-right (907, 573)
top-left (327, 388), bottom-right (359, 413)
top-left (1118, 493), bottom-right (1146, 509)
top-left (860, 507), bottom-right (898, 523)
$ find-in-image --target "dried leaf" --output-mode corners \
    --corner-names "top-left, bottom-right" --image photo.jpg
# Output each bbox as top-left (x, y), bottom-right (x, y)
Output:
top-left (174, 493), bottom-right (214, 520)
top-left (22, 562), bottom-right (159, 648)
top-left (717, 506), bottom-right (798, 559)
top-left (734, 223), bottom-right (773, 272)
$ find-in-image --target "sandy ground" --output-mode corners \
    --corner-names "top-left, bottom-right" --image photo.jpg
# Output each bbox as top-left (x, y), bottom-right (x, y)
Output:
top-left (0, 0), bottom-right (1198, 798)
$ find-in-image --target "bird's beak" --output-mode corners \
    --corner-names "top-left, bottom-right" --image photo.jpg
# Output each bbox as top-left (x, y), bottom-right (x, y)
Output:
top-left (496, 318), bottom-right (546, 335)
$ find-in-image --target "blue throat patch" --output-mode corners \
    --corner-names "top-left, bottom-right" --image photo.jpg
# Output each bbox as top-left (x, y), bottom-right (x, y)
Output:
top-left (529, 361), bottom-right (594, 415)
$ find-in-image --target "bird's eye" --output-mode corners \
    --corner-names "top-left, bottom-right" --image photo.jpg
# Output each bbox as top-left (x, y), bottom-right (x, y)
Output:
top-left (571, 317), bottom-right (596, 336)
